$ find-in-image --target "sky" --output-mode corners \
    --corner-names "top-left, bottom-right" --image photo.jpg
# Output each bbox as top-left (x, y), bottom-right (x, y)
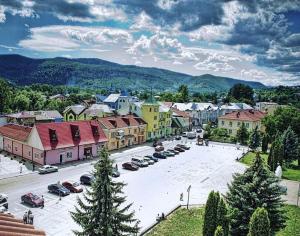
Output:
top-left (0, 0), bottom-right (299, 86)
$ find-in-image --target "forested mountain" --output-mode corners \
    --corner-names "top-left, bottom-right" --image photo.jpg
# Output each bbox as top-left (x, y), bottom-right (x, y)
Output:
top-left (0, 54), bottom-right (266, 92)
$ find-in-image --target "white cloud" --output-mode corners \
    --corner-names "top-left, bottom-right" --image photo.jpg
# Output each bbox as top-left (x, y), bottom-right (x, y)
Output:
top-left (19, 25), bottom-right (133, 52)
top-left (0, 6), bottom-right (6, 23)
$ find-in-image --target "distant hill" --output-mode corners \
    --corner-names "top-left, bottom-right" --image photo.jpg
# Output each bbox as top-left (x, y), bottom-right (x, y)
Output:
top-left (0, 54), bottom-right (266, 92)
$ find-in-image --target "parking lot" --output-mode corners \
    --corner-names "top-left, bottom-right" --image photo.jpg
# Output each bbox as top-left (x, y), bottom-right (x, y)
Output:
top-left (0, 139), bottom-right (245, 235)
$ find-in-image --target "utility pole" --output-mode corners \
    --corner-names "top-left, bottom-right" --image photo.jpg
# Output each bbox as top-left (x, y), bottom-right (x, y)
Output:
top-left (187, 185), bottom-right (191, 210)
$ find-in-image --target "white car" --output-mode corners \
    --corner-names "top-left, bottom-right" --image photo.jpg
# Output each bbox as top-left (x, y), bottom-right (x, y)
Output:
top-left (131, 157), bottom-right (149, 167)
top-left (143, 157), bottom-right (155, 165)
top-left (38, 165), bottom-right (58, 174)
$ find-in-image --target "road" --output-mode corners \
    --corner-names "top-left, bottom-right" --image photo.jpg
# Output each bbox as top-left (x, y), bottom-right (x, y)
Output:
top-left (0, 138), bottom-right (189, 235)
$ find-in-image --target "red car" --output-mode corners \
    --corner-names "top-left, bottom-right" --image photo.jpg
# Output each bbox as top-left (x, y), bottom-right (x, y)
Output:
top-left (62, 181), bottom-right (83, 193)
top-left (155, 145), bottom-right (164, 152)
top-left (21, 193), bottom-right (44, 207)
top-left (122, 162), bottom-right (139, 171)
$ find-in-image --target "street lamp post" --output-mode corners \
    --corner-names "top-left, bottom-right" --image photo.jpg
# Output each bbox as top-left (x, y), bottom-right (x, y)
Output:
top-left (187, 185), bottom-right (191, 210)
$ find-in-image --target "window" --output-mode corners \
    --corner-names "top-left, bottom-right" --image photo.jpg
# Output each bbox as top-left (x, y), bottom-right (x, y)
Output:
top-left (237, 122), bottom-right (240, 126)
top-left (15, 147), bottom-right (18, 151)
top-left (34, 153), bottom-right (40, 159)
top-left (154, 116), bottom-right (157, 120)
top-left (134, 129), bottom-right (137, 134)
top-left (28, 151), bottom-right (31, 156)
top-left (148, 132), bottom-right (151, 137)
top-left (66, 152), bottom-right (72, 159)
top-left (150, 108), bottom-right (152, 112)
top-left (154, 108), bottom-right (158, 112)
top-left (229, 121), bottom-right (232, 127)
top-left (246, 123), bottom-right (249, 128)
top-left (229, 129), bottom-right (232, 134)
top-left (221, 121), bottom-right (224, 126)
top-left (154, 124), bottom-right (157, 128)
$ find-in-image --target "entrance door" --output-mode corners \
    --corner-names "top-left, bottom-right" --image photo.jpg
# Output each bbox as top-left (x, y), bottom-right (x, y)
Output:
top-left (60, 154), bottom-right (63, 164)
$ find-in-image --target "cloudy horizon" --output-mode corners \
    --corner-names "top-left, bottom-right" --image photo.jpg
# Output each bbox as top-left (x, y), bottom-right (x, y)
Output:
top-left (0, 0), bottom-right (299, 86)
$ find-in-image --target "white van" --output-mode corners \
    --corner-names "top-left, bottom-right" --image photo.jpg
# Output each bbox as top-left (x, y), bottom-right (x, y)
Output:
top-left (131, 157), bottom-right (149, 167)
top-left (187, 131), bottom-right (196, 139)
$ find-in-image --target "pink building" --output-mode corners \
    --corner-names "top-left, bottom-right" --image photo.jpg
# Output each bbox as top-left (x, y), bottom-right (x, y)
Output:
top-left (0, 121), bottom-right (107, 165)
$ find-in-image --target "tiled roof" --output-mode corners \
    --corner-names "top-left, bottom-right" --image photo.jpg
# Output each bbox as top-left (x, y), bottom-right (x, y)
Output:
top-left (6, 111), bottom-right (63, 120)
top-left (0, 213), bottom-right (46, 236)
top-left (171, 107), bottom-right (190, 118)
top-left (0, 124), bottom-right (32, 142)
top-left (219, 110), bottom-right (266, 121)
top-left (104, 94), bottom-right (120, 103)
top-left (63, 105), bottom-right (86, 115)
top-left (35, 121), bottom-right (107, 151)
top-left (99, 115), bottom-right (146, 129)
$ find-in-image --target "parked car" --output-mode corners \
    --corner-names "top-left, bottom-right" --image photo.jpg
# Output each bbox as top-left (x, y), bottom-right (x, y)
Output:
top-left (175, 136), bottom-right (181, 140)
top-left (174, 146), bottom-right (185, 152)
top-left (122, 162), bottom-right (139, 171)
top-left (167, 149), bottom-right (179, 155)
top-left (143, 157), bottom-right (155, 165)
top-left (38, 165), bottom-right (58, 174)
top-left (153, 152), bottom-right (167, 159)
top-left (80, 174), bottom-right (95, 185)
top-left (62, 181), bottom-right (83, 193)
top-left (131, 157), bottom-right (149, 167)
top-left (196, 129), bottom-right (202, 133)
top-left (112, 167), bottom-right (120, 177)
top-left (0, 194), bottom-right (8, 209)
top-left (48, 184), bottom-right (70, 196)
top-left (144, 155), bottom-right (159, 162)
top-left (182, 132), bottom-right (188, 137)
top-left (162, 151), bottom-right (175, 157)
top-left (155, 145), bottom-right (164, 152)
top-left (21, 193), bottom-right (44, 207)
top-left (187, 131), bottom-right (197, 139)
top-left (153, 141), bottom-right (162, 147)
top-left (177, 144), bottom-right (190, 150)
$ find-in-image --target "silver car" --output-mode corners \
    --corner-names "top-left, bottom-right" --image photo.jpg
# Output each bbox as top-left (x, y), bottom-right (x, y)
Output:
top-left (38, 165), bottom-right (58, 174)
top-left (143, 157), bottom-right (155, 165)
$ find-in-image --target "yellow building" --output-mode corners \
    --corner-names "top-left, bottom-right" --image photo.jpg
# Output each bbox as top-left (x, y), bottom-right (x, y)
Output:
top-left (99, 115), bottom-right (147, 151)
top-left (158, 103), bottom-right (172, 138)
top-left (218, 110), bottom-right (266, 136)
top-left (63, 105), bottom-right (86, 121)
top-left (141, 98), bottom-right (160, 140)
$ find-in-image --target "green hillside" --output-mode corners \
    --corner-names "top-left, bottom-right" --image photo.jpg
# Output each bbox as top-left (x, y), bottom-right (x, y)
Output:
top-left (0, 54), bottom-right (266, 92)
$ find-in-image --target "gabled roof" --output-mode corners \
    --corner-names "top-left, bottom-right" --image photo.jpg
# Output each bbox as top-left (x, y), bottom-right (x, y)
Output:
top-left (219, 110), bottom-right (266, 122)
top-left (84, 104), bottom-right (113, 116)
top-left (35, 121), bottom-right (107, 150)
top-left (104, 94), bottom-right (120, 103)
top-left (158, 102), bottom-right (170, 112)
top-left (99, 115), bottom-right (146, 130)
top-left (0, 124), bottom-right (32, 142)
top-left (171, 107), bottom-right (190, 118)
top-left (63, 105), bottom-right (86, 115)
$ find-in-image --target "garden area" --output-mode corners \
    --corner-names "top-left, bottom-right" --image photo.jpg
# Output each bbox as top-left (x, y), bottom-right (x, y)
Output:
top-left (240, 152), bottom-right (300, 182)
top-left (147, 205), bottom-right (300, 236)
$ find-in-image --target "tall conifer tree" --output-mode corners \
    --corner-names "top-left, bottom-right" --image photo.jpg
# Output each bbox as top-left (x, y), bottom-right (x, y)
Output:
top-left (226, 153), bottom-right (285, 236)
top-left (71, 148), bottom-right (139, 236)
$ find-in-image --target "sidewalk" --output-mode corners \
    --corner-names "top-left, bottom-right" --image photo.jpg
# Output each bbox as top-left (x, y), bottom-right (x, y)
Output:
top-left (0, 154), bottom-right (34, 180)
top-left (281, 179), bottom-right (300, 206)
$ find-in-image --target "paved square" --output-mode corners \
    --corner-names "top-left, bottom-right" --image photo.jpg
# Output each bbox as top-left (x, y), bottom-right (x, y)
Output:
top-left (0, 142), bottom-right (245, 235)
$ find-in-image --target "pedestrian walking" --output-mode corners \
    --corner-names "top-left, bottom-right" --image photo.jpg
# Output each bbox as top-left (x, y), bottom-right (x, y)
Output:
top-left (23, 211), bottom-right (28, 224)
top-left (20, 165), bottom-right (23, 174)
top-left (180, 192), bottom-right (183, 201)
top-left (41, 195), bottom-right (44, 209)
top-left (28, 212), bottom-right (34, 225)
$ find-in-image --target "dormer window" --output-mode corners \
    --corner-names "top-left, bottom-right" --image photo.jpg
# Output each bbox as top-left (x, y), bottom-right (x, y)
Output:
top-left (49, 129), bottom-right (57, 142)
top-left (91, 125), bottom-right (99, 136)
top-left (70, 124), bottom-right (80, 139)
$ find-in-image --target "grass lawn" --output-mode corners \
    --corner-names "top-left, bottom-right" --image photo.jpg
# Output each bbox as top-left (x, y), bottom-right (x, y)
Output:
top-left (147, 207), bottom-right (204, 236)
top-left (240, 152), bottom-right (300, 182)
top-left (147, 205), bottom-right (300, 236)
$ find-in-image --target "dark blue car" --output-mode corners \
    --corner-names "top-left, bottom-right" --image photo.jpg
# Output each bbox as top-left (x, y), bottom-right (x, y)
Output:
top-left (153, 152), bottom-right (166, 159)
top-left (48, 184), bottom-right (70, 196)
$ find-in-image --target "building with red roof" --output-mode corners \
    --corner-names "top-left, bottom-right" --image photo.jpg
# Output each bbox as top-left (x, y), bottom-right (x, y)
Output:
top-left (99, 115), bottom-right (147, 150)
top-left (218, 110), bottom-right (267, 136)
top-left (0, 121), bottom-right (107, 165)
